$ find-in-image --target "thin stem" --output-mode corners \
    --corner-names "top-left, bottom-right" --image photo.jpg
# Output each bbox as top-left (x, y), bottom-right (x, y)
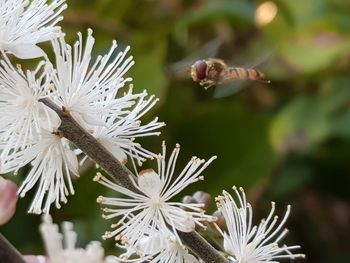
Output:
top-left (0, 234), bottom-right (25, 263)
top-left (178, 231), bottom-right (228, 263)
top-left (39, 98), bottom-right (228, 263)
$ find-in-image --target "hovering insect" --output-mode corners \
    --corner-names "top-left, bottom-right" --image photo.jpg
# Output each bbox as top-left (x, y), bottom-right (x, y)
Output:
top-left (190, 58), bottom-right (269, 90)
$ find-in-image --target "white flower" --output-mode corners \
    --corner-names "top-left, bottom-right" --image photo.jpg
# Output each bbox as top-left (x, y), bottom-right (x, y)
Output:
top-left (144, 230), bottom-right (199, 263)
top-left (1, 129), bottom-right (78, 214)
top-left (94, 142), bottom-right (216, 255)
top-left (215, 186), bottom-right (305, 263)
top-left (149, 235), bottom-right (199, 263)
top-left (49, 29), bottom-right (135, 129)
top-left (39, 215), bottom-right (119, 263)
top-left (0, 0), bottom-right (67, 59)
top-left (120, 228), bottom-right (199, 263)
top-left (92, 88), bottom-right (165, 165)
top-left (0, 53), bottom-right (60, 160)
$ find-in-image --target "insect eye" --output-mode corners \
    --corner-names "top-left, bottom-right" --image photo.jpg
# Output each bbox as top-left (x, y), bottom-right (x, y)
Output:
top-left (194, 60), bottom-right (207, 80)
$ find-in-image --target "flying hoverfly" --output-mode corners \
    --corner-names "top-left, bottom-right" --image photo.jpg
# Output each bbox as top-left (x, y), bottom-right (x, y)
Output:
top-left (189, 58), bottom-right (270, 90)
top-left (169, 38), bottom-right (272, 97)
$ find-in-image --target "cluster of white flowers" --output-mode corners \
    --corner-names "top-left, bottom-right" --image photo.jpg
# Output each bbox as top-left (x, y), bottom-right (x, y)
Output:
top-left (0, 0), bottom-right (164, 214)
top-left (0, 0), bottom-right (305, 262)
top-left (93, 143), bottom-right (304, 262)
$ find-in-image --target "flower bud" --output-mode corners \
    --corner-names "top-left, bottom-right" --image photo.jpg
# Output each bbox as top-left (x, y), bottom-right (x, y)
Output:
top-left (212, 210), bottom-right (226, 231)
top-left (193, 191), bottom-right (212, 211)
top-left (182, 195), bottom-right (197, 204)
top-left (0, 177), bottom-right (18, 225)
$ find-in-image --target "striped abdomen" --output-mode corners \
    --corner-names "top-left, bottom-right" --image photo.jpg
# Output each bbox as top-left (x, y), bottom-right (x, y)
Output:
top-left (226, 67), bottom-right (265, 81)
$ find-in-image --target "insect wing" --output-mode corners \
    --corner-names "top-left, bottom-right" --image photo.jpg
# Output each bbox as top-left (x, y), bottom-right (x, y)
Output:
top-left (169, 38), bottom-right (223, 79)
top-left (213, 79), bottom-right (248, 98)
top-left (212, 51), bottom-right (274, 98)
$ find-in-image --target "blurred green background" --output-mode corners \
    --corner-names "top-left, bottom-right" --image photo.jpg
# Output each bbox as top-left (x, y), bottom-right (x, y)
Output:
top-left (2, 0), bottom-right (350, 262)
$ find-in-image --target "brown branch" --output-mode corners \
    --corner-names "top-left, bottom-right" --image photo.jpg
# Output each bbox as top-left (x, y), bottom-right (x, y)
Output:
top-left (0, 234), bottom-right (25, 263)
top-left (40, 98), bottom-right (139, 192)
top-left (178, 231), bottom-right (228, 263)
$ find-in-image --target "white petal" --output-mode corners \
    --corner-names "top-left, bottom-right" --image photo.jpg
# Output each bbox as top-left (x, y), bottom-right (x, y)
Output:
top-left (165, 206), bottom-right (195, 232)
top-left (62, 143), bottom-right (79, 175)
top-left (3, 43), bottom-right (45, 59)
top-left (100, 141), bottom-right (128, 164)
top-left (138, 169), bottom-right (162, 196)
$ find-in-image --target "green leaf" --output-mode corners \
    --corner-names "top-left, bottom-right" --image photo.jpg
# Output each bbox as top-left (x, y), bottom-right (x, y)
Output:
top-left (278, 0), bottom-right (327, 26)
top-left (270, 77), bottom-right (350, 152)
top-left (270, 95), bottom-right (329, 152)
top-left (279, 30), bottom-right (350, 74)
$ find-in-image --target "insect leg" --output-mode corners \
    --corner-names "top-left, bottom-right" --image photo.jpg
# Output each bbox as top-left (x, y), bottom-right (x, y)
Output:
top-left (200, 80), bottom-right (215, 90)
